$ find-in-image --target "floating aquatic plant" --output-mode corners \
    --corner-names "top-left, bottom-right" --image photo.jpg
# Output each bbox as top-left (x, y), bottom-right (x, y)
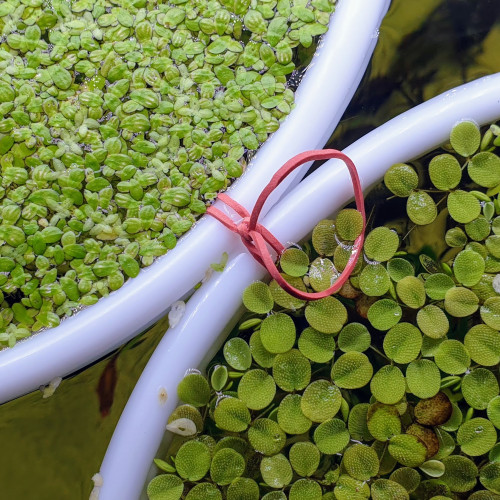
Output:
top-left (148, 121), bottom-right (500, 499)
top-left (0, 0), bottom-right (336, 345)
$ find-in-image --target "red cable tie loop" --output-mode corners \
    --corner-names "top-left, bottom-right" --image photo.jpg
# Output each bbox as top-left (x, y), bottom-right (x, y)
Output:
top-left (207, 149), bottom-right (366, 300)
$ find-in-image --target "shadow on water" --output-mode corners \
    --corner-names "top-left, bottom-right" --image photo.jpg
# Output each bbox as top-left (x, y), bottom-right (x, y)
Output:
top-left (1, 0), bottom-right (500, 498)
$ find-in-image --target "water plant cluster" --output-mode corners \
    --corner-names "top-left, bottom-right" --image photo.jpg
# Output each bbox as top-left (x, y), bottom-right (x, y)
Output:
top-left (148, 121), bottom-right (500, 499)
top-left (0, 0), bottom-right (336, 345)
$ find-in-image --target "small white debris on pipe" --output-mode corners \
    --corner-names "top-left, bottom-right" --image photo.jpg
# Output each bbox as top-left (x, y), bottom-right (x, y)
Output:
top-left (40, 376), bottom-right (62, 398)
top-left (89, 473), bottom-right (103, 500)
top-left (158, 387), bottom-right (168, 405)
top-left (168, 300), bottom-right (186, 328)
top-left (494, 274), bottom-right (500, 294)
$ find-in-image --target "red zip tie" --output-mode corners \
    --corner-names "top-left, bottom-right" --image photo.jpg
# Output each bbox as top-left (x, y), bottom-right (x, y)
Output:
top-left (207, 149), bottom-right (366, 300)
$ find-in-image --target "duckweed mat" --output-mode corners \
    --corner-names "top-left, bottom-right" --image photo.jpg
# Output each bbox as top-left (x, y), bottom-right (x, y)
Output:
top-left (0, 0), bottom-right (335, 345)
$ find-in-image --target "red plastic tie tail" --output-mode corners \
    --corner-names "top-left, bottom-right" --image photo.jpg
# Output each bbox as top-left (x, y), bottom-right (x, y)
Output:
top-left (206, 149), bottom-right (366, 300)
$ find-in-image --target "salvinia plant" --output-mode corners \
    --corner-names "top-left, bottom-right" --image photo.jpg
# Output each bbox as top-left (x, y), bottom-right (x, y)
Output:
top-left (147, 121), bottom-right (500, 500)
top-left (0, 0), bottom-right (336, 345)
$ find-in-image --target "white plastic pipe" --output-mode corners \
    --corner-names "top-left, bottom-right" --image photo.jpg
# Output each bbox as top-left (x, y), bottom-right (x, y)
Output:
top-left (98, 73), bottom-right (500, 499)
top-left (0, 0), bottom-right (390, 404)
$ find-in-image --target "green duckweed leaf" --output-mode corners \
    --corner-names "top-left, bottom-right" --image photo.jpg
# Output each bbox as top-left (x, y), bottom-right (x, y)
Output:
top-left (448, 190), bottom-right (481, 223)
top-left (415, 392), bottom-right (453, 426)
top-left (237, 369), bottom-right (276, 410)
top-left (248, 418), bottom-right (286, 456)
top-left (336, 209), bottom-right (364, 241)
top-left (226, 478), bottom-right (259, 500)
top-left (384, 163), bottom-right (419, 197)
top-left (428, 154), bottom-right (462, 190)
top-left (359, 263), bottom-right (390, 296)
top-left (305, 296), bottom-right (347, 334)
top-left (249, 331), bottom-right (276, 368)
top-left (224, 338), bottom-right (252, 371)
top-left (289, 479), bottom-right (322, 500)
top-left (214, 436), bottom-right (248, 456)
top-left (464, 323), bottom-right (500, 367)
top-left (480, 462), bottom-right (500, 494)
top-left (338, 322), bottom-right (371, 352)
top-left (486, 235), bottom-right (500, 258)
top-left (147, 474), bottom-right (184, 500)
top-left (450, 120), bottom-right (480, 157)
top-left (440, 402), bottom-right (463, 432)
top-left (210, 448), bottom-right (245, 485)
top-left (469, 152), bottom-right (500, 187)
top-left (462, 368), bottom-right (499, 410)
top-left (387, 258), bottom-right (414, 282)
top-left (367, 403), bottom-right (402, 441)
top-left (277, 394), bottom-right (312, 435)
top-left (185, 483), bottom-right (222, 500)
top-left (465, 216), bottom-right (491, 241)
top-left (421, 336), bottom-right (446, 357)
top-left (313, 418), bottom-right (350, 454)
top-left (177, 373), bottom-right (211, 407)
top-left (260, 454), bottom-right (293, 488)
top-left (434, 339), bottom-right (471, 374)
top-left (407, 191), bottom-right (438, 225)
top-left (419, 460), bottom-right (445, 478)
top-left (425, 273), bottom-right (455, 300)
top-left (300, 380), bottom-right (341, 422)
top-left (213, 397), bottom-right (251, 432)
top-left (311, 219), bottom-right (336, 256)
top-left (396, 276), bottom-right (426, 309)
top-left (175, 440), bottom-right (211, 481)
top-left (211, 365), bottom-right (228, 392)
top-left (371, 479), bottom-right (410, 500)
top-left (348, 403), bottom-right (374, 442)
top-left (406, 359), bottom-right (441, 398)
top-left (242, 281), bottom-right (274, 314)
top-left (331, 351), bottom-right (373, 389)
top-left (308, 257), bottom-right (338, 292)
top-left (260, 313), bottom-right (296, 354)
top-left (453, 248), bottom-right (485, 286)
top-left (433, 428), bottom-right (456, 460)
top-left (373, 439), bottom-right (399, 476)
top-left (298, 327), bottom-right (335, 362)
top-left (444, 287), bottom-right (479, 317)
top-left (367, 299), bottom-right (403, 330)
top-left (489, 442), bottom-right (500, 463)
top-left (344, 443), bottom-right (379, 480)
top-left (371, 365), bottom-right (406, 404)
top-left (261, 493), bottom-right (286, 500)
top-left (417, 305), bottom-right (449, 338)
top-left (364, 227), bottom-right (400, 262)
top-left (481, 297), bottom-right (500, 330)
top-left (272, 349), bottom-right (311, 392)
top-left (487, 396), bottom-right (500, 430)
top-left (446, 227), bottom-right (468, 247)
top-left (383, 323), bottom-right (422, 363)
top-left (288, 442), bottom-right (320, 477)
top-left (280, 248), bottom-right (309, 277)
top-left (441, 455), bottom-right (478, 492)
top-left (457, 417), bottom-right (497, 456)
top-left (268, 275), bottom-right (306, 310)
top-left (388, 434), bottom-right (427, 467)
top-left (334, 474), bottom-right (371, 500)
top-left (389, 467), bottom-right (421, 493)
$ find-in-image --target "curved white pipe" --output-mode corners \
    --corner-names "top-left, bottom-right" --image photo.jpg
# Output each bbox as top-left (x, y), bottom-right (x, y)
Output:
top-left (98, 72), bottom-right (500, 499)
top-left (0, 0), bottom-right (390, 404)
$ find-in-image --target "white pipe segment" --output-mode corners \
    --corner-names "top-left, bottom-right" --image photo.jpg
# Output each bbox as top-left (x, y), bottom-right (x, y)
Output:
top-left (0, 0), bottom-right (390, 405)
top-left (97, 73), bottom-right (500, 499)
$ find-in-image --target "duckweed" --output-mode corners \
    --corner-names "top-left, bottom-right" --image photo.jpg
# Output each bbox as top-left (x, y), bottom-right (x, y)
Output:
top-left (0, 0), bottom-right (336, 344)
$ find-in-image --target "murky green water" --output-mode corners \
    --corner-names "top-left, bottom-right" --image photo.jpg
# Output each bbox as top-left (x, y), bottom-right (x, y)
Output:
top-left (1, 1), bottom-right (500, 499)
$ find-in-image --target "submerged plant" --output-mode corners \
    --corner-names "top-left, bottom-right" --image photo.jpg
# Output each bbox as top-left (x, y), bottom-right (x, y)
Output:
top-left (148, 121), bottom-right (500, 499)
top-left (0, 0), bottom-right (336, 345)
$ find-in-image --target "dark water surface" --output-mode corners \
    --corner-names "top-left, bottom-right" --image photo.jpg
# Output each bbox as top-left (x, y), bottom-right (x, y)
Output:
top-left (1, 0), bottom-right (500, 498)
